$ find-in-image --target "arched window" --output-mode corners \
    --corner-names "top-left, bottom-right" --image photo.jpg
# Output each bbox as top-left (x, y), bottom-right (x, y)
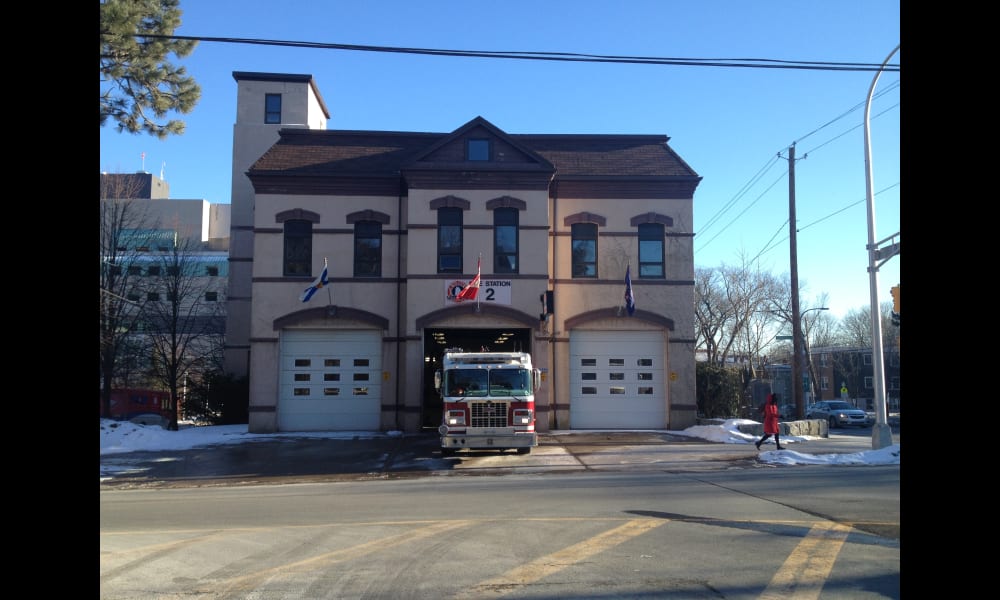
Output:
top-left (638, 223), bottom-right (664, 278)
top-left (283, 220), bottom-right (312, 276)
top-left (571, 223), bottom-right (598, 278)
top-left (354, 221), bottom-right (382, 277)
top-left (493, 207), bottom-right (518, 273)
top-left (438, 207), bottom-right (463, 273)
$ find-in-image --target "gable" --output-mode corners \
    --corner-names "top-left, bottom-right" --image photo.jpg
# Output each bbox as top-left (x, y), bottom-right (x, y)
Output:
top-left (404, 116), bottom-right (554, 172)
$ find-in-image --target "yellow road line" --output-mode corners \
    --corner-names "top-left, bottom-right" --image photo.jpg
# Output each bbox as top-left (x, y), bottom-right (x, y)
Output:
top-left (453, 518), bottom-right (666, 599)
top-left (217, 520), bottom-right (472, 596)
top-left (759, 521), bottom-right (853, 600)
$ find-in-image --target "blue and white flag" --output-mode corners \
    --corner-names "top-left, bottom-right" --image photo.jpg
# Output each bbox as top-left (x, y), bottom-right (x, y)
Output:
top-left (624, 263), bottom-right (636, 316)
top-left (300, 258), bottom-right (329, 302)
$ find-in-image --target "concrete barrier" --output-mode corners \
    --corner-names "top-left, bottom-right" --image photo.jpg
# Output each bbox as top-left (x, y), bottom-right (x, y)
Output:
top-left (737, 419), bottom-right (828, 438)
top-left (696, 418), bottom-right (829, 438)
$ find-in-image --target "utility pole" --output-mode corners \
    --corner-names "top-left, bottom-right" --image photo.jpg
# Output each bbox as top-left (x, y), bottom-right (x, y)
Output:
top-left (787, 144), bottom-right (804, 419)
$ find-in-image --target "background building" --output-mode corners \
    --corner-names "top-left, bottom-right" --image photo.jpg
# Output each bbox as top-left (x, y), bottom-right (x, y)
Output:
top-left (100, 172), bottom-right (231, 417)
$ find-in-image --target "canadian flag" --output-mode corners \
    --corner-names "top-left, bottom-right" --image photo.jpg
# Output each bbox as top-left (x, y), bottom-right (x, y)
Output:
top-left (456, 257), bottom-right (481, 301)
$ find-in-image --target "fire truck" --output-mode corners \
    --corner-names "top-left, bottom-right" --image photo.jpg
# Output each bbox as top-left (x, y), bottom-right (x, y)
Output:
top-left (435, 349), bottom-right (541, 455)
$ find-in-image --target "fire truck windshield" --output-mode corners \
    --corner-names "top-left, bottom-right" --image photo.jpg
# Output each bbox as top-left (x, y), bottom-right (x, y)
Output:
top-left (446, 369), bottom-right (488, 396)
top-left (445, 368), bottom-right (531, 396)
top-left (488, 369), bottom-right (531, 395)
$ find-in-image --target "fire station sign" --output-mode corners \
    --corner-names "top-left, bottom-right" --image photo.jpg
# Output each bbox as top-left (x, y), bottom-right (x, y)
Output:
top-left (445, 279), bottom-right (512, 305)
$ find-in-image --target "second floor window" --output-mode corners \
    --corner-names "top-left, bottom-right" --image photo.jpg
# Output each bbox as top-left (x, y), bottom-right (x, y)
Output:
top-left (265, 93), bottom-right (281, 124)
top-left (494, 208), bottom-right (518, 273)
top-left (354, 221), bottom-right (382, 277)
top-left (571, 223), bottom-right (598, 278)
top-left (284, 220), bottom-right (312, 276)
top-left (438, 208), bottom-right (462, 273)
top-left (638, 223), bottom-right (664, 278)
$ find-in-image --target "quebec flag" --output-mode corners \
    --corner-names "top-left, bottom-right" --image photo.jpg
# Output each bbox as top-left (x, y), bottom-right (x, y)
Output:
top-left (300, 258), bottom-right (329, 302)
top-left (624, 263), bottom-right (636, 316)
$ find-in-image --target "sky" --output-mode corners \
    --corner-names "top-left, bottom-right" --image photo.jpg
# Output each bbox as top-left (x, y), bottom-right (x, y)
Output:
top-left (99, 418), bottom-right (901, 484)
top-left (98, 1), bottom-right (901, 321)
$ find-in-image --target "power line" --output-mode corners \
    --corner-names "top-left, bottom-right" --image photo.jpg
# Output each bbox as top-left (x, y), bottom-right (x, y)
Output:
top-left (746, 182), bottom-right (901, 265)
top-left (114, 31), bottom-right (901, 265)
top-left (696, 80), bottom-right (899, 253)
top-left (132, 34), bottom-right (901, 72)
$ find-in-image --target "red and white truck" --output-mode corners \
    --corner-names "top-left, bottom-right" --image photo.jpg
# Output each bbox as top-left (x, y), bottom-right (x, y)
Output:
top-left (435, 349), bottom-right (541, 455)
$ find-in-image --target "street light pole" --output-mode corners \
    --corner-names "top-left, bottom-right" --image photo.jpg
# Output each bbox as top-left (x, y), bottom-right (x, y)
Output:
top-left (864, 44), bottom-right (899, 450)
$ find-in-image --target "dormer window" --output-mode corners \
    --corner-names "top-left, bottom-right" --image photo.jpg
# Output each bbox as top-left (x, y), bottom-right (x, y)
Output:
top-left (467, 139), bottom-right (490, 161)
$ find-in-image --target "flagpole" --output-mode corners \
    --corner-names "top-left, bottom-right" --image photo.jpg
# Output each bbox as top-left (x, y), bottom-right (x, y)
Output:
top-left (477, 253), bottom-right (482, 310)
top-left (324, 257), bottom-right (331, 305)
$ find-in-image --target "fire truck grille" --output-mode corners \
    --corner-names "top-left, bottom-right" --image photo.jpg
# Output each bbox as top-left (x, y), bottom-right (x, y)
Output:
top-left (470, 401), bottom-right (509, 428)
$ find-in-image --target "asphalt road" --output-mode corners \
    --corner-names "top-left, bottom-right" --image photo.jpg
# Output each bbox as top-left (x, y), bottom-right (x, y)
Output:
top-left (101, 457), bottom-right (900, 598)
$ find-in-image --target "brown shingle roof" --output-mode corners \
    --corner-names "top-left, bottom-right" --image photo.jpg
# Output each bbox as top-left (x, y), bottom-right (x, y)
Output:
top-left (513, 134), bottom-right (697, 178)
top-left (249, 122), bottom-right (700, 180)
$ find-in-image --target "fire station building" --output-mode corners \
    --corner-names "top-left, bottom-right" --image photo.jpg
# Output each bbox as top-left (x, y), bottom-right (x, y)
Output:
top-left (223, 72), bottom-right (702, 434)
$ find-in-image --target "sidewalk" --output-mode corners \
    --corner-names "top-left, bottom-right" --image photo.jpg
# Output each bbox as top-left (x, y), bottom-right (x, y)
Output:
top-left (99, 428), bottom-right (897, 489)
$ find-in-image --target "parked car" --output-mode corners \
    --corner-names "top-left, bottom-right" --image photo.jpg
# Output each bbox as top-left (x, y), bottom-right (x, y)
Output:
top-left (806, 400), bottom-right (869, 428)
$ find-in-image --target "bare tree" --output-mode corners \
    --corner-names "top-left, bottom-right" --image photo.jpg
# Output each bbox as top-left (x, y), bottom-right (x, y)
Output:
top-left (100, 178), bottom-right (157, 418)
top-left (694, 267), bottom-right (731, 365)
top-left (835, 301), bottom-right (896, 349)
top-left (726, 265), bottom-right (785, 367)
top-left (141, 236), bottom-right (226, 430)
top-left (765, 291), bottom-right (833, 402)
top-left (695, 254), bottom-right (786, 367)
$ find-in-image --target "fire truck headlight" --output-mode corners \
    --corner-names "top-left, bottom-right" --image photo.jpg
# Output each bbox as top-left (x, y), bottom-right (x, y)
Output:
top-left (513, 409), bottom-right (533, 425)
top-left (446, 410), bottom-right (466, 426)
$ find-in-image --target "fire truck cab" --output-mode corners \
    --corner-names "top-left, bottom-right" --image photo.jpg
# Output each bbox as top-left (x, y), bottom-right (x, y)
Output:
top-left (435, 349), bottom-right (541, 455)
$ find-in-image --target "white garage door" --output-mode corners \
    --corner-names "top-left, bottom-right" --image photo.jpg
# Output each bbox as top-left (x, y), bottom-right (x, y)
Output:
top-left (569, 330), bottom-right (665, 429)
top-left (279, 329), bottom-right (382, 431)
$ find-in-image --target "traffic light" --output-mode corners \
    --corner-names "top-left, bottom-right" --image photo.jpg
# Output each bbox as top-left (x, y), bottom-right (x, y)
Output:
top-left (890, 285), bottom-right (900, 327)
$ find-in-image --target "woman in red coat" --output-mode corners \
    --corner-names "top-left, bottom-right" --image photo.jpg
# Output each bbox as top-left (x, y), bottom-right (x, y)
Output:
top-left (755, 393), bottom-right (785, 450)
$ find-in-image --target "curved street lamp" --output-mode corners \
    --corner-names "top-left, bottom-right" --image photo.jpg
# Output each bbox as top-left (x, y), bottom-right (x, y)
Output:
top-left (864, 44), bottom-right (900, 450)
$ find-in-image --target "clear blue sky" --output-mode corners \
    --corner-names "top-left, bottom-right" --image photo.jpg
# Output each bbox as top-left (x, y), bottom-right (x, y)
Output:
top-left (99, 1), bottom-right (900, 321)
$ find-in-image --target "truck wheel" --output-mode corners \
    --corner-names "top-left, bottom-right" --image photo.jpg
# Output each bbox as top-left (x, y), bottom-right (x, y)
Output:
top-left (442, 447), bottom-right (456, 457)
top-left (516, 447), bottom-right (531, 455)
